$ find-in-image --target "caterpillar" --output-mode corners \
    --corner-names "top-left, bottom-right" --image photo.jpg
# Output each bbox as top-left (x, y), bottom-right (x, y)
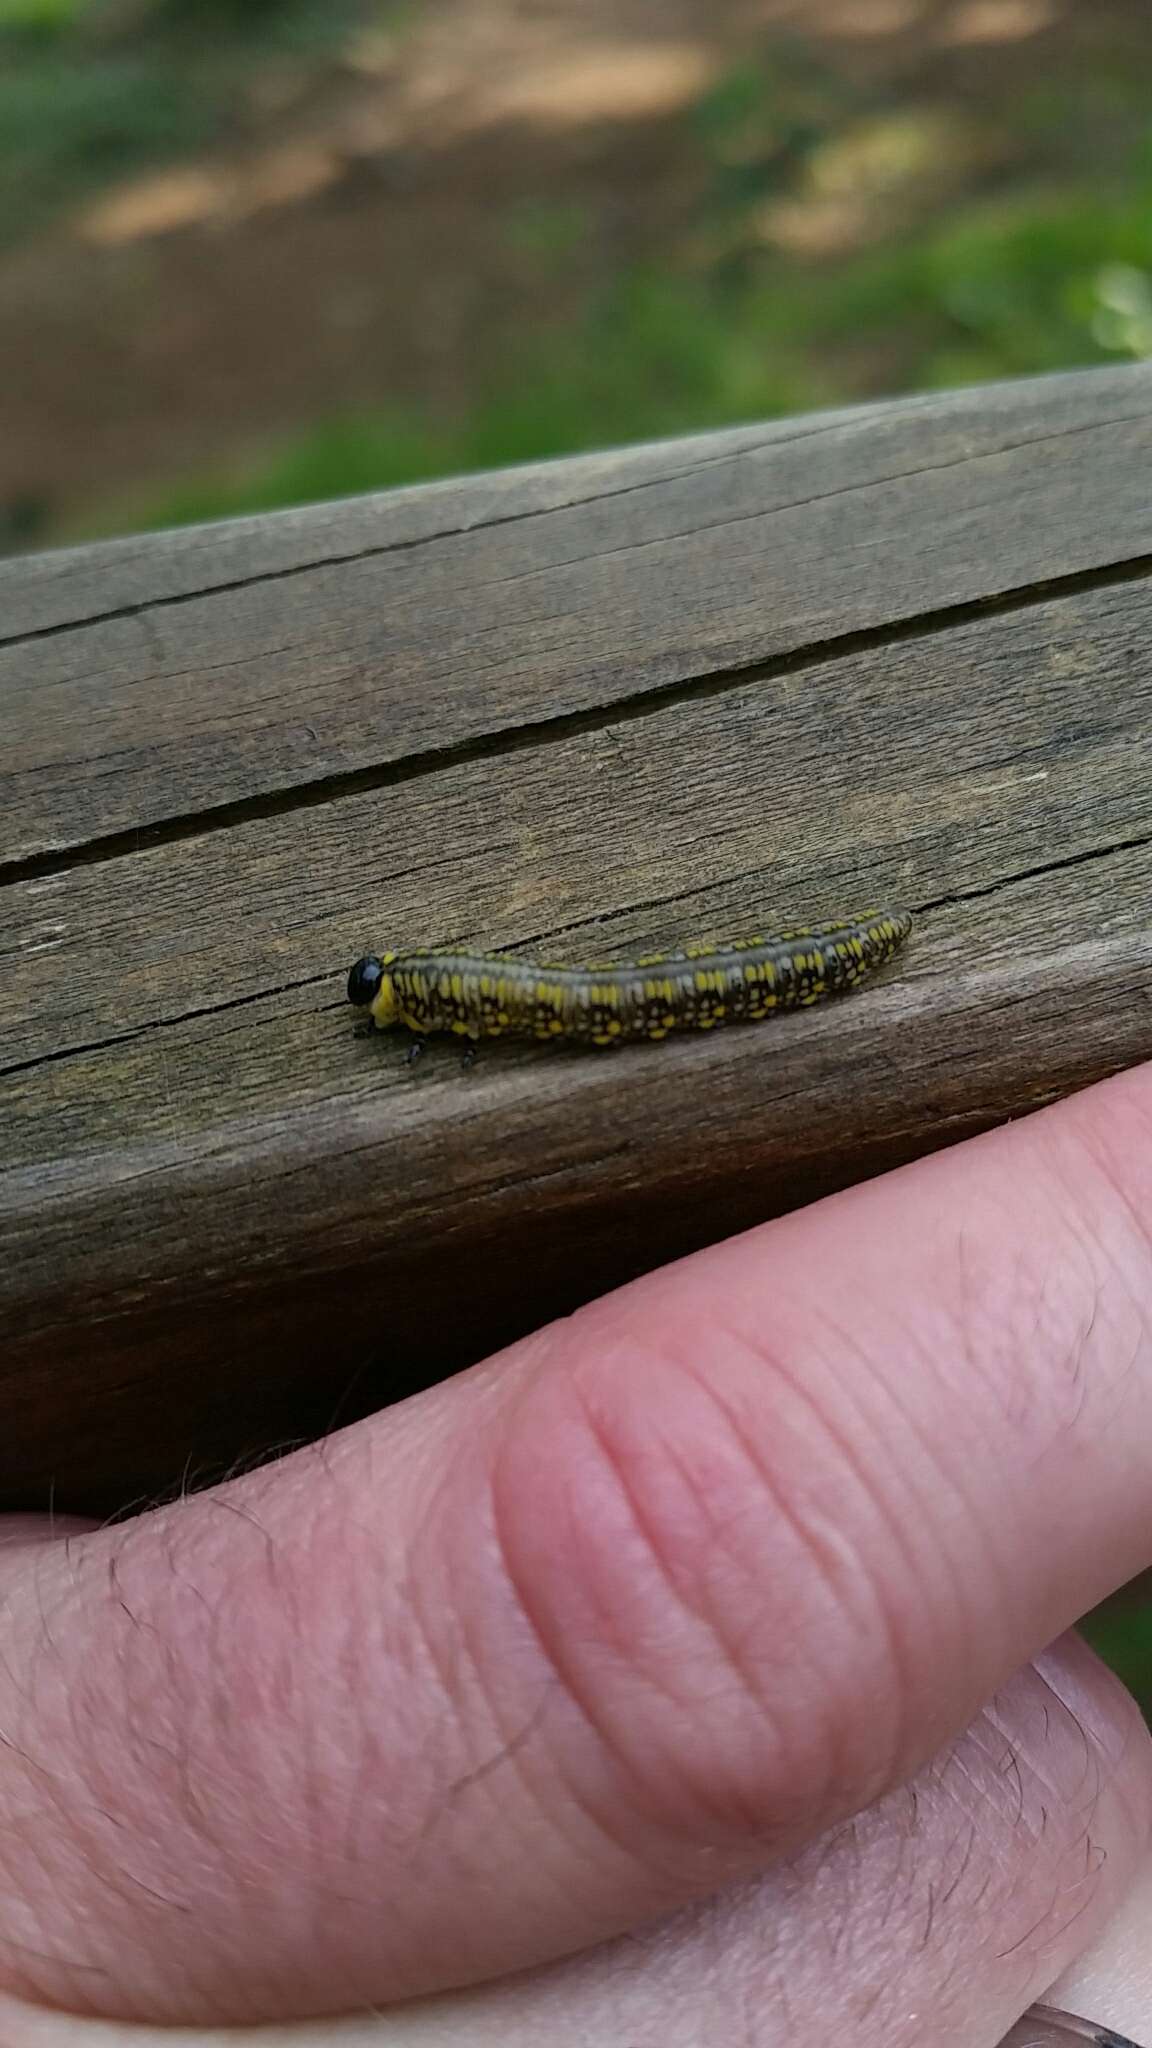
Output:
top-left (346, 908), bottom-right (911, 1049)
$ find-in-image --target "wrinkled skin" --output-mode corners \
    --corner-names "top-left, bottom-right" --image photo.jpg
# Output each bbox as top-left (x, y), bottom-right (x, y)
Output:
top-left (6, 1066), bottom-right (1152, 2047)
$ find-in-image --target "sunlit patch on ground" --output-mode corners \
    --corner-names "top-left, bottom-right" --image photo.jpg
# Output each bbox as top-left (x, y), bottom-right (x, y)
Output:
top-left (942, 0), bottom-right (1061, 45)
top-left (761, 106), bottom-right (978, 255)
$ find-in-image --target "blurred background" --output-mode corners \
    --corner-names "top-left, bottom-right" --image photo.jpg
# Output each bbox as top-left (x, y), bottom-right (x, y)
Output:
top-left (3, 0), bottom-right (1152, 559)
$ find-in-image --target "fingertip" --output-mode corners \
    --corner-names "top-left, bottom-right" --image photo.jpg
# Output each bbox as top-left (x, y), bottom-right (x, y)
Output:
top-left (489, 1313), bottom-right (913, 1850)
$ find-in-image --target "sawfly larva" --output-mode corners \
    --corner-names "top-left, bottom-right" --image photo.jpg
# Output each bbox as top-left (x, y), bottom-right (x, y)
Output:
top-left (347, 909), bottom-right (911, 1050)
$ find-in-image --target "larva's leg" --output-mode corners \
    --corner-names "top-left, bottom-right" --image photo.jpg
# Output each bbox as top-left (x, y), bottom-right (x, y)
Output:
top-left (404, 1037), bottom-right (427, 1067)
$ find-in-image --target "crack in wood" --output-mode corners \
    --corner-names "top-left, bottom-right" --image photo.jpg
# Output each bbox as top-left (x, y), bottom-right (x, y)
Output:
top-left (5, 546), bottom-right (1152, 894)
top-left (916, 830), bottom-right (1152, 912)
top-left (0, 417), bottom-right (853, 653)
top-left (6, 823), bottom-right (1150, 1083)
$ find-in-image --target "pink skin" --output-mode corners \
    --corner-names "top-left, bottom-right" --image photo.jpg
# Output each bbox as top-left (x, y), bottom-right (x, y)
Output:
top-left (2, 1067), bottom-right (1152, 2033)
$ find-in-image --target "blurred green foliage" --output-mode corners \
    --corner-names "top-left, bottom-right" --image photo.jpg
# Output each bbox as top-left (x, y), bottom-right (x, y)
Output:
top-left (76, 34), bottom-right (1152, 535)
top-left (136, 176), bottom-right (1152, 533)
top-left (0, 56), bottom-right (212, 239)
top-left (142, 269), bottom-right (824, 531)
top-left (0, 0), bottom-right (86, 31)
top-left (0, 0), bottom-right (366, 241)
top-left (1082, 1600), bottom-right (1152, 1717)
top-left (5, 13), bottom-right (1152, 551)
top-left (0, 0), bottom-right (357, 27)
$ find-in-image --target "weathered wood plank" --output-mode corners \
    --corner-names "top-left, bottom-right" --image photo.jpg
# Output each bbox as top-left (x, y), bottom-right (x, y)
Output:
top-left (0, 410), bottom-right (869, 641)
top-left (3, 873), bottom-right (1151, 1513)
top-left (4, 568), bottom-right (1151, 1096)
top-left (5, 364), bottom-right (1152, 868)
top-left (5, 471), bottom-right (1152, 1511)
top-left (5, 363), bottom-right (1152, 1513)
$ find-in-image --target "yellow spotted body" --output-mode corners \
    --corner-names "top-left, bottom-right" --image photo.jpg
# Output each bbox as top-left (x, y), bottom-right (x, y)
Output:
top-left (361, 910), bottom-right (911, 1047)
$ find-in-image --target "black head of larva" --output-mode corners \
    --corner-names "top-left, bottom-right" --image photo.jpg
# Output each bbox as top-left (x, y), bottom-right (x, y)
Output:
top-left (347, 954), bottom-right (384, 1008)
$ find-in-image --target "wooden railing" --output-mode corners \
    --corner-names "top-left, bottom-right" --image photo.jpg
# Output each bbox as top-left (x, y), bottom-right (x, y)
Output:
top-left (5, 361), bottom-right (1152, 1511)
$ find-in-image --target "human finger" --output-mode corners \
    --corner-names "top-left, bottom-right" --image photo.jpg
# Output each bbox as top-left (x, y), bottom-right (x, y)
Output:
top-left (6, 1068), bottom-right (1152, 2021)
top-left (4, 1635), bottom-right (1141, 2048)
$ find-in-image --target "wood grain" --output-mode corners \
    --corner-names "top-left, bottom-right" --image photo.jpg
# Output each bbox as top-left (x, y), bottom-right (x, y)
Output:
top-left (4, 363), bottom-right (1152, 1510)
top-left (6, 364), bottom-right (1152, 867)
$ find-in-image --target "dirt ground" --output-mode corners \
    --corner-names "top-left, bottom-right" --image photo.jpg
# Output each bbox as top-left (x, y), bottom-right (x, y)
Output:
top-left (1, 0), bottom-right (1146, 541)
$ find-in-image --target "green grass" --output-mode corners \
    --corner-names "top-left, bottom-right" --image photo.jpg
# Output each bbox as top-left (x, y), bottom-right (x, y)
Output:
top-left (0, 57), bottom-right (217, 240)
top-left (12, 29), bottom-right (1152, 563)
top-left (0, 0), bottom-right (378, 243)
top-left (101, 270), bottom-right (830, 534)
top-left (113, 169), bottom-right (1152, 538)
top-left (0, 0), bottom-right (87, 31)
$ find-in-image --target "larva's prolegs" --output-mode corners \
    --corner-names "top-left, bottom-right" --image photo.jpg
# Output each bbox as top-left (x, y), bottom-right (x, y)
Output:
top-left (347, 910), bottom-right (911, 1049)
